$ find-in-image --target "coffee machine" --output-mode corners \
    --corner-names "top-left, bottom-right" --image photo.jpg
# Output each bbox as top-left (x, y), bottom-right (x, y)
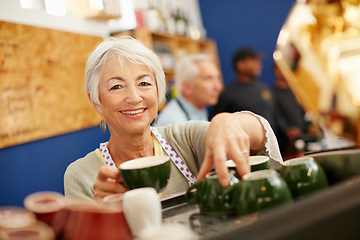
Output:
top-left (274, 0), bottom-right (360, 145)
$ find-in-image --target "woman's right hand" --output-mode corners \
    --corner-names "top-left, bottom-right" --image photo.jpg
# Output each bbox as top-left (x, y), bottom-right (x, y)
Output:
top-left (93, 165), bottom-right (128, 200)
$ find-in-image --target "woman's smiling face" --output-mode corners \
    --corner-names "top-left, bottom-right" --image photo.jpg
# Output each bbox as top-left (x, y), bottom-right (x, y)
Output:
top-left (94, 57), bottom-right (158, 135)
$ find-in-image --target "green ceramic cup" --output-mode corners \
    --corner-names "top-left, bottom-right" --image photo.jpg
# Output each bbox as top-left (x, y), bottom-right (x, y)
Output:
top-left (185, 170), bottom-right (239, 214)
top-left (250, 156), bottom-right (270, 172)
top-left (279, 156), bottom-right (328, 199)
top-left (306, 148), bottom-right (360, 185)
top-left (119, 156), bottom-right (170, 193)
top-left (226, 155), bottom-right (270, 173)
top-left (234, 169), bottom-right (293, 216)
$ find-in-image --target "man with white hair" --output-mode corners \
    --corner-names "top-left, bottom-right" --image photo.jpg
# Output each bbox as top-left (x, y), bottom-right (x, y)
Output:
top-left (154, 54), bottom-right (223, 126)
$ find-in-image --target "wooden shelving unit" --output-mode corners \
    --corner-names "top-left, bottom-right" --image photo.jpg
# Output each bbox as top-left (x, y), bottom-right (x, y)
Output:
top-left (113, 28), bottom-right (221, 83)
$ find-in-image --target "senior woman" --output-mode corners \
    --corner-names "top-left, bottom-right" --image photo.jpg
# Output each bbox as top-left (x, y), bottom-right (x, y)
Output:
top-left (64, 36), bottom-right (283, 201)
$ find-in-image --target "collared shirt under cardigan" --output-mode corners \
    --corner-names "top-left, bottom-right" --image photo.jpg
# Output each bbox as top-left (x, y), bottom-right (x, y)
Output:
top-left (154, 96), bottom-right (208, 127)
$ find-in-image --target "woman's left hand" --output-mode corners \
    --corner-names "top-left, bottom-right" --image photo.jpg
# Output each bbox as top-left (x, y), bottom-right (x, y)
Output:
top-left (197, 112), bottom-right (265, 187)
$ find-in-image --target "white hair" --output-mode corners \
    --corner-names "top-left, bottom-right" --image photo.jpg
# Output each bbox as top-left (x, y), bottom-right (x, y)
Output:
top-left (174, 53), bottom-right (213, 93)
top-left (85, 36), bottom-right (166, 106)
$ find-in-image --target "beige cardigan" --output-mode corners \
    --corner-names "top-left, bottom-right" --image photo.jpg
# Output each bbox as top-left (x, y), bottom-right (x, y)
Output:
top-left (64, 115), bottom-right (282, 201)
top-left (64, 121), bottom-right (209, 200)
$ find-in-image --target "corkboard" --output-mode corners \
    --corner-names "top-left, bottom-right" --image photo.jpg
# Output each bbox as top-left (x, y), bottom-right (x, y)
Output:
top-left (0, 21), bottom-right (103, 149)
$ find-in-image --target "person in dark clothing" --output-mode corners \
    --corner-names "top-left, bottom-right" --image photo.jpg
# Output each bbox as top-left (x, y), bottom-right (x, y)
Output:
top-left (272, 64), bottom-right (315, 158)
top-left (210, 47), bottom-right (275, 127)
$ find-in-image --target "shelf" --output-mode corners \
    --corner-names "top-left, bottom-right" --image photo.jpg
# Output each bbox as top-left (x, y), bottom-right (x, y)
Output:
top-left (84, 12), bottom-right (121, 21)
top-left (112, 28), bottom-right (220, 80)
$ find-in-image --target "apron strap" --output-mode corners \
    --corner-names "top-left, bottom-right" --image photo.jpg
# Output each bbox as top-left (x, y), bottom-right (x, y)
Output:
top-left (151, 127), bottom-right (196, 186)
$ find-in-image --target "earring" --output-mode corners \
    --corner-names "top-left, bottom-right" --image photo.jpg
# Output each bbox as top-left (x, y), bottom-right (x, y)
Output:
top-left (155, 113), bottom-right (158, 124)
top-left (100, 115), bottom-right (106, 134)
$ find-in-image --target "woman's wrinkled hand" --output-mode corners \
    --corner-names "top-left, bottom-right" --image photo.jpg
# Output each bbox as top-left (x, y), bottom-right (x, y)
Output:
top-left (198, 112), bottom-right (265, 187)
top-left (93, 165), bottom-right (128, 200)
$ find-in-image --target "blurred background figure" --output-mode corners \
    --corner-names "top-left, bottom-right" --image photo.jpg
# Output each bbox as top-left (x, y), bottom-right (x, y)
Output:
top-left (154, 54), bottom-right (223, 126)
top-left (272, 64), bottom-right (321, 159)
top-left (210, 46), bottom-right (275, 127)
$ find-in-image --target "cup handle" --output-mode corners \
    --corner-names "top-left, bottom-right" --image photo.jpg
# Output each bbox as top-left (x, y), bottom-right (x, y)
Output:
top-left (185, 180), bottom-right (202, 204)
top-left (118, 169), bottom-right (129, 189)
top-left (120, 181), bottom-right (129, 189)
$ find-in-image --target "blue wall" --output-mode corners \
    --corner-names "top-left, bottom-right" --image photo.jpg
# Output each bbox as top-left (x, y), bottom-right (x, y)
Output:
top-left (0, 127), bottom-right (110, 206)
top-left (0, 0), bottom-right (295, 207)
top-left (199, 0), bottom-right (296, 87)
